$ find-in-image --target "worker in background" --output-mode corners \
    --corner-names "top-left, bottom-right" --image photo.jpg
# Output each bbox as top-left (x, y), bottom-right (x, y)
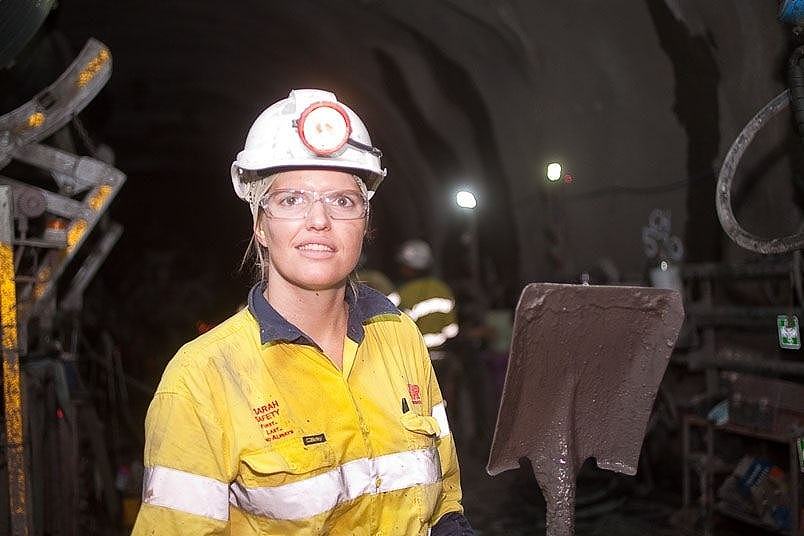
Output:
top-left (396, 240), bottom-right (461, 409)
top-left (132, 89), bottom-right (473, 535)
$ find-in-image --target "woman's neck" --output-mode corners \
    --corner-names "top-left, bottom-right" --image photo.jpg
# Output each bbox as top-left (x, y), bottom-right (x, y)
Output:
top-left (264, 275), bottom-right (349, 366)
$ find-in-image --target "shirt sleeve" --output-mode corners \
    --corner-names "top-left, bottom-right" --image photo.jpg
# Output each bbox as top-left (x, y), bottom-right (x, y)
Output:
top-left (132, 353), bottom-right (235, 535)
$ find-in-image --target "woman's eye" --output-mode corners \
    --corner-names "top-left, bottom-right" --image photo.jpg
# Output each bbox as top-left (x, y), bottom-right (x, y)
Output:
top-left (278, 194), bottom-right (304, 206)
top-left (334, 195), bottom-right (355, 208)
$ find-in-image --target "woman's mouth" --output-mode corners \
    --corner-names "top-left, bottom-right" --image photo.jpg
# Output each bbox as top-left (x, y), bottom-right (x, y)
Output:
top-left (296, 243), bottom-right (335, 252)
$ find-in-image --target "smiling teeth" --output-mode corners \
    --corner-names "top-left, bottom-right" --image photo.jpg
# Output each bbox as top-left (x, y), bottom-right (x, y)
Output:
top-left (298, 243), bottom-right (334, 251)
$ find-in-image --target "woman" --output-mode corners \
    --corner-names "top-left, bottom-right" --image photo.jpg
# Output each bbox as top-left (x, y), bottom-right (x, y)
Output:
top-left (132, 89), bottom-right (474, 535)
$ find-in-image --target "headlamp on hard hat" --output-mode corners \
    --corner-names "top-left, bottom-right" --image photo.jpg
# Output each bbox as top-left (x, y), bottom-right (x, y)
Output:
top-left (296, 102), bottom-right (352, 156)
top-left (295, 102), bottom-right (383, 159)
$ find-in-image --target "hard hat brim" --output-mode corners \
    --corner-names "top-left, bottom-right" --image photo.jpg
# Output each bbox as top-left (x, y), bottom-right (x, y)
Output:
top-left (234, 163), bottom-right (385, 192)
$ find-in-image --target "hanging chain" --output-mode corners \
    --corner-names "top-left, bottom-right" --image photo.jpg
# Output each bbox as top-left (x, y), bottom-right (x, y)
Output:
top-left (71, 116), bottom-right (98, 157)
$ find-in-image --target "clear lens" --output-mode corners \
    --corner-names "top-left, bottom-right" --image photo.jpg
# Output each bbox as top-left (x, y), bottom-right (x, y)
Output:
top-left (261, 189), bottom-right (367, 220)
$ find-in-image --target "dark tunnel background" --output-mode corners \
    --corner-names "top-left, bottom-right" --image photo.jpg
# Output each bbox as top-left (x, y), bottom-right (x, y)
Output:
top-left (15, 0), bottom-right (792, 376)
top-left (1, 1), bottom-right (803, 534)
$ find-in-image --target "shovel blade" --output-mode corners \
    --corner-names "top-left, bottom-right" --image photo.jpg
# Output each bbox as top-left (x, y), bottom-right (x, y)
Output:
top-left (487, 283), bottom-right (683, 507)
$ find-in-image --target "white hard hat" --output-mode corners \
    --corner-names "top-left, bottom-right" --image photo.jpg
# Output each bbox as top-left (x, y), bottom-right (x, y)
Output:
top-left (231, 89), bottom-right (386, 205)
top-left (397, 239), bottom-right (433, 270)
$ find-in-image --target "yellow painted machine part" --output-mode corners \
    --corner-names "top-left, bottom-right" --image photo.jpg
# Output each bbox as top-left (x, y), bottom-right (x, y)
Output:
top-left (76, 48), bottom-right (109, 88)
top-left (0, 241), bottom-right (29, 535)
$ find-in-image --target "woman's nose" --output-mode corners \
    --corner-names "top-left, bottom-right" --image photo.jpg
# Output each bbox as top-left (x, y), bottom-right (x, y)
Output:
top-left (305, 198), bottom-right (331, 229)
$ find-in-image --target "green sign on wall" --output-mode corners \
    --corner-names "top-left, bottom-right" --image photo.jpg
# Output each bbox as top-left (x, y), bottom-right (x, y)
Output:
top-left (777, 315), bottom-right (801, 350)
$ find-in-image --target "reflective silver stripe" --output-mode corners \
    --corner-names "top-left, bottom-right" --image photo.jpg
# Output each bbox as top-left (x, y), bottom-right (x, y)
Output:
top-left (406, 297), bottom-right (454, 321)
top-left (229, 447), bottom-right (440, 521)
top-left (423, 332), bottom-right (446, 348)
top-left (142, 466), bottom-right (230, 521)
top-left (431, 402), bottom-right (451, 439)
top-left (442, 322), bottom-right (459, 339)
top-left (423, 323), bottom-right (460, 348)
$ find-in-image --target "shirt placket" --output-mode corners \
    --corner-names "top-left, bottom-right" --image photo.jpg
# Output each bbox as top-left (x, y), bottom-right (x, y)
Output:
top-left (340, 345), bottom-right (381, 534)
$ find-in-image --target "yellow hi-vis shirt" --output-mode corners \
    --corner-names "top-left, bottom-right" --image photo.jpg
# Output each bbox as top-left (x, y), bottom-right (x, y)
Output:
top-left (132, 284), bottom-right (464, 535)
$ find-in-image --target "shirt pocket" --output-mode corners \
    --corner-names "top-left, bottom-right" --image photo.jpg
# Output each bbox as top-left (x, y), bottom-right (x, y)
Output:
top-left (400, 411), bottom-right (441, 444)
top-left (232, 442), bottom-right (338, 532)
top-left (238, 441), bottom-right (336, 489)
top-left (229, 443), bottom-right (337, 535)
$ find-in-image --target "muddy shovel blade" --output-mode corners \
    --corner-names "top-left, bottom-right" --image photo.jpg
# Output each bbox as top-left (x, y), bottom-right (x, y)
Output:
top-left (486, 283), bottom-right (684, 536)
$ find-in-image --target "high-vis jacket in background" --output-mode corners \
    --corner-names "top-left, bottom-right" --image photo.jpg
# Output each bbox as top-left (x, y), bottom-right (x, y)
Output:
top-left (132, 284), bottom-right (463, 535)
top-left (397, 277), bottom-right (459, 352)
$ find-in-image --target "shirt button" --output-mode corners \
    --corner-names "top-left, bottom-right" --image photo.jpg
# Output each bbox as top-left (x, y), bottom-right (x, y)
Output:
top-left (375, 477), bottom-right (382, 489)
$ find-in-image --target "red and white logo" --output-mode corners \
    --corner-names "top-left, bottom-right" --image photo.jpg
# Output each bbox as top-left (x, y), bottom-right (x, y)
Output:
top-left (408, 384), bottom-right (422, 405)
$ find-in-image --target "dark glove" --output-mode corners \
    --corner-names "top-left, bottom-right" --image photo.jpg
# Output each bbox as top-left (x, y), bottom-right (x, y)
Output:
top-left (430, 512), bottom-right (475, 536)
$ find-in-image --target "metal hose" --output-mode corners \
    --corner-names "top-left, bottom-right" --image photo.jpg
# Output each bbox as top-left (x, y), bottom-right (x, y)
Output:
top-left (715, 89), bottom-right (804, 253)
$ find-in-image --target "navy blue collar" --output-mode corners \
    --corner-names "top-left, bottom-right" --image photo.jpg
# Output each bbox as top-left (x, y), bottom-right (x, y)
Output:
top-left (248, 282), bottom-right (400, 346)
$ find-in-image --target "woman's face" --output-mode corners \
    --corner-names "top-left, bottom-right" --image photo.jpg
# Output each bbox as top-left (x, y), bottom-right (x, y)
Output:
top-left (255, 169), bottom-right (367, 291)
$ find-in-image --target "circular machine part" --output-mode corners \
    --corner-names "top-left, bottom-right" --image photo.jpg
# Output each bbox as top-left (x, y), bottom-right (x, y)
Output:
top-left (15, 187), bottom-right (46, 218)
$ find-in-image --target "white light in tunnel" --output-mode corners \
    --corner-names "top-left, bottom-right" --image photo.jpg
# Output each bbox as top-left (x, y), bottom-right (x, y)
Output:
top-left (455, 190), bottom-right (477, 209)
top-left (547, 162), bottom-right (562, 182)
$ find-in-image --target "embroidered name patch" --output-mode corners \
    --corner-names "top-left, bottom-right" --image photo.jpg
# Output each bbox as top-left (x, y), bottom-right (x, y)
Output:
top-left (302, 433), bottom-right (327, 446)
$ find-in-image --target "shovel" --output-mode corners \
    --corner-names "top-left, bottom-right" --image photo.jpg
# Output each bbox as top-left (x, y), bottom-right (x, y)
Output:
top-left (486, 283), bottom-right (684, 536)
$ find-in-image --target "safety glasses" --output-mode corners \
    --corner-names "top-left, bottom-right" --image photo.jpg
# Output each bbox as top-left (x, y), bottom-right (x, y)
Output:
top-left (259, 189), bottom-right (368, 220)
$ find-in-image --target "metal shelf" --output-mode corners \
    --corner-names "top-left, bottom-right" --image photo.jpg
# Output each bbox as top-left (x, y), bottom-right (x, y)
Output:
top-left (686, 415), bottom-right (800, 444)
top-left (716, 502), bottom-right (790, 535)
top-left (683, 414), bottom-right (803, 535)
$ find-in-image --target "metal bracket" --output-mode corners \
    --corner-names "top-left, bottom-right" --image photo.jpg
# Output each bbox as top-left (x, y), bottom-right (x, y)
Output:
top-left (62, 223), bottom-right (123, 311)
top-left (12, 143), bottom-right (122, 195)
top-left (0, 175), bottom-right (93, 220)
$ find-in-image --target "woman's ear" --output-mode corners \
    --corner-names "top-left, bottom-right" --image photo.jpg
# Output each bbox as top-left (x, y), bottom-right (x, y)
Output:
top-left (254, 216), bottom-right (269, 248)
